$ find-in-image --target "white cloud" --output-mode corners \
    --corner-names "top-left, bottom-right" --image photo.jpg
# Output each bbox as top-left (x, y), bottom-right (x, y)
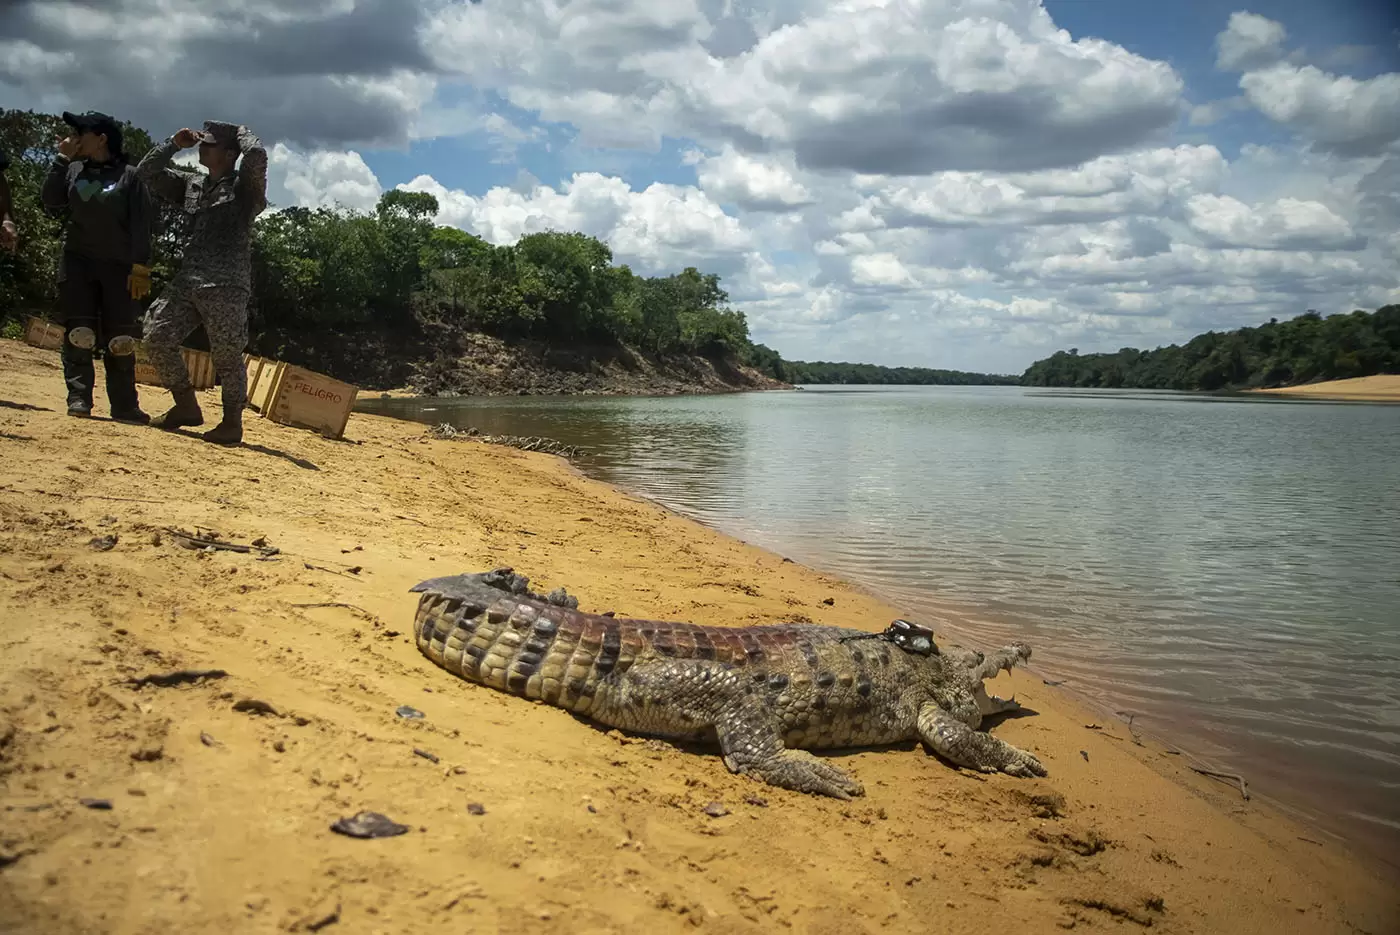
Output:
top-left (688, 146), bottom-right (816, 211)
top-left (396, 171), bottom-right (756, 277)
top-left (1215, 11), bottom-right (1287, 72)
top-left (425, 0), bottom-right (1186, 175)
top-left (849, 253), bottom-right (918, 289)
top-left (835, 145), bottom-right (1227, 231)
top-left (1240, 64), bottom-right (1400, 155)
top-left (266, 144), bottom-right (384, 213)
top-left (1208, 10), bottom-right (1400, 156)
top-left (1185, 194), bottom-right (1359, 251)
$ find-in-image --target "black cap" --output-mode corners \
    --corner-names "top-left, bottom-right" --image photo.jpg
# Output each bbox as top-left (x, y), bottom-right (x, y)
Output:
top-left (62, 111), bottom-right (124, 155)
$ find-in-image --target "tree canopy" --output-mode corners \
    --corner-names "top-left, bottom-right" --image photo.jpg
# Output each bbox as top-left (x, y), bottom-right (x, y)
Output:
top-left (1, 108), bottom-right (762, 365)
top-left (1019, 307), bottom-right (1400, 390)
top-left (742, 350), bottom-right (1018, 386)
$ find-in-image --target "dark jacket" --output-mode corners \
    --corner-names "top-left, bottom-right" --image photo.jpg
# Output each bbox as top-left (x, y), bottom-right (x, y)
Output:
top-left (40, 154), bottom-right (153, 268)
top-left (136, 126), bottom-right (267, 292)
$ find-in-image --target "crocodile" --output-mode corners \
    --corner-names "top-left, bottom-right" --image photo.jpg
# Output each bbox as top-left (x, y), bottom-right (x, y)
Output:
top-left (410, 567), bottom-right (1045, 799)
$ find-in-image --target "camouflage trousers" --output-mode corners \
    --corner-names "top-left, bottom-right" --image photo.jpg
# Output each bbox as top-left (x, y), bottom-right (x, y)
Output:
top-left (144, 283), bottom-right (250, 412)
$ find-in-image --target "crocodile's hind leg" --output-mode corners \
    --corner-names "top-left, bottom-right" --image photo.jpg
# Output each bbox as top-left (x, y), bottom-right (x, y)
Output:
top-left (597, 658), bottom-right (865, 800)
top-left (715, 688), bottom-right (865, 799)
top-left (917, 703), bottom-right (1046, 778)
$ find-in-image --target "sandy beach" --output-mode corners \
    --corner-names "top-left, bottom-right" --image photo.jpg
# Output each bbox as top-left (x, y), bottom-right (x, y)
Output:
top-left (1248, 374), bottom-right (1400, 401)
top-left (1, 337), bottom-right (1396, 935)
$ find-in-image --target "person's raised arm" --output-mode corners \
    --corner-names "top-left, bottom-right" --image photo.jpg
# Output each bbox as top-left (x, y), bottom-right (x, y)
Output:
top-left (40, 136), bottom-right (79, 214)
top-left (136, 128), bottom-right (197, 205)
top-left (235, 124), bottom-right (267, 218)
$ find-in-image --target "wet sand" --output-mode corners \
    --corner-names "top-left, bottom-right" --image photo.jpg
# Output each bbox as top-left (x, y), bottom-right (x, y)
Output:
top-left (1249, 374), bottom-right (1400, 401)
top-left (1, 338), bottom-right (1396, 934)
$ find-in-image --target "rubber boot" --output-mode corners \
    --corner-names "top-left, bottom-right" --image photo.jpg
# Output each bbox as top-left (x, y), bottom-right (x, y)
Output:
top-left (202, 405), bottom-right (242, 445)
top-left (103, 352), bottom-right (150, 425)
top-left (150, 387), bottom-right (204, 430)
top-left (61, 343), bottom-right (95, 418)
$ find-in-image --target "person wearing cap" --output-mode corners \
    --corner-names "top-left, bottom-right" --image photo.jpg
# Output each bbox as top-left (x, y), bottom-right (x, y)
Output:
top-left (39, 110), bottom-right (154, 421)
top-left (136, 120), bottom-right (266, 445)
top-left (0, 143), bottom-right (16, 253)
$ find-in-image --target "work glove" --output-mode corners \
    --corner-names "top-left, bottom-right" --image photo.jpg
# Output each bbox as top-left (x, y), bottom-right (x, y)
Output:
top-left (128, 263), bottom-right (151, 300)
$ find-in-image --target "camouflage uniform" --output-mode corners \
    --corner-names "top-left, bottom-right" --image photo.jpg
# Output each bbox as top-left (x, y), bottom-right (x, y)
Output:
top-left (136, 122), bottom-right (267, 422)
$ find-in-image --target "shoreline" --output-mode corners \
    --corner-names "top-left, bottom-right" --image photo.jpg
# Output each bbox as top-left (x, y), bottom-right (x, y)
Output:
top-left (1245, 374), bottom-right (1400, 402)
top-left (1, 337), bottom-right (1396, 934)
top-left (532, 473), bottom-right (1400, 872)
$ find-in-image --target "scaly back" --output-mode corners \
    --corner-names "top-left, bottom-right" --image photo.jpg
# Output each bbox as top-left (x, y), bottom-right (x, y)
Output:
top-left (410, 569), bottom-right (915, 714)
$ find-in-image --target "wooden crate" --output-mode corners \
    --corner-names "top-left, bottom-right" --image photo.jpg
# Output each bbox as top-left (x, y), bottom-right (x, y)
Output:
top-left (23, 317), bottom-right (64, 350)
top-left (263, 363), bottom-right (357, 440)
top-left (248, 359), bottom-right (284, 412)
top-left (183, 347), bottom-right (216, 389)
top-left (133, 342), bottom-right (217, 390)
top-left (244, 356), bottom-right (280, 412)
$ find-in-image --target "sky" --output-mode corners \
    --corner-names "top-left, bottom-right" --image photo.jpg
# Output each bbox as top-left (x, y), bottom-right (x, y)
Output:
top-left (1, 0), bottom-right (1397, 375)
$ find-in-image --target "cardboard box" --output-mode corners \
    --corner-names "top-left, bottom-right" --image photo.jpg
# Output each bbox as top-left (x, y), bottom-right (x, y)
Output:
top-left (23, 317), bottom-right (64, 350)
top-left (263, 363), bottom-right (357, 440)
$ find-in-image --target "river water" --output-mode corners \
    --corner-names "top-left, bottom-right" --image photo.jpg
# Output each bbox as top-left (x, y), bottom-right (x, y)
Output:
top-left (356, 384), bottom-right (1400, 865)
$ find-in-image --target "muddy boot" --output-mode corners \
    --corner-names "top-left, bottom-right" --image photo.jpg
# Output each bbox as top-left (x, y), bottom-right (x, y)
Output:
top-left (103, 351), bottom-right (149, 425)
top-left (150, 387), bottom-right (204, 431)
top-left (201, 407), bottom-right (242, 446)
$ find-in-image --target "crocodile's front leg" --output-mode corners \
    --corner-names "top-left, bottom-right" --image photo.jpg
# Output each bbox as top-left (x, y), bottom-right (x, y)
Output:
top-left (917, 703), bottom-right (1046, 777)
top-left (593, 658), bottom-right (865, 800)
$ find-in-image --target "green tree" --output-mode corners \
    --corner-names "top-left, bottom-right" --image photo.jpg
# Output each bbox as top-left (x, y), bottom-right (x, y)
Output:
top-left (0, 109), bottom-right (67, 319)
top-left (1020, 306), bottom-right (1400, 390)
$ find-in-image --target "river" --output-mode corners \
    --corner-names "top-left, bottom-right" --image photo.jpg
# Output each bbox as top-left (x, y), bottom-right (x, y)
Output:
top-left (356, 384), bottom-right (1400, 866)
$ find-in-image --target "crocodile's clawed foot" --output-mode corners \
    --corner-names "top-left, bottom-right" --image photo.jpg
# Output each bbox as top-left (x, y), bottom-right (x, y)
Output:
top-left (918, 705), bottom-right (1048, 779)
top-left (728, 749), bottom-right (865, 800)
top-left (544, 586), bottom-right (579, 609)
top-left (482, 566), bottom-right (532, 594)
top-left (999, 744), bottom-right (1046, 778)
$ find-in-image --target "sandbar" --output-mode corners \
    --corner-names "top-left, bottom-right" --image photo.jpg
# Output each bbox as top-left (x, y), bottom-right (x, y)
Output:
top-left (1249, 374), bottom-right (1400, 401)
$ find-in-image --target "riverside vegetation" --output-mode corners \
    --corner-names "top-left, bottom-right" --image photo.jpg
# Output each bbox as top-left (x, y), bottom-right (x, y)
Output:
top-left (1019, 306), bottom-right (1400, 391)
top-left (0, 108), bottom-right (1009, 395)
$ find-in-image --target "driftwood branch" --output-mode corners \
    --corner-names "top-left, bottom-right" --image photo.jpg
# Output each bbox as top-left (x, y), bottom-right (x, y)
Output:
top-left (125, 669), bottom-right (228, 689)
top-left (1190, 767), bottom-right (1250, 800)
top-left (164, 527), bottom-right (280, 556)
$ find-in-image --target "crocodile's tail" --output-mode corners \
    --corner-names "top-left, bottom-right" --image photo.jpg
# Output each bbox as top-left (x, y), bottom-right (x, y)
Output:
top-left (412, 572), bottom-right (636, 714)
top-left (411, 568), bottom-right (861, 714)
